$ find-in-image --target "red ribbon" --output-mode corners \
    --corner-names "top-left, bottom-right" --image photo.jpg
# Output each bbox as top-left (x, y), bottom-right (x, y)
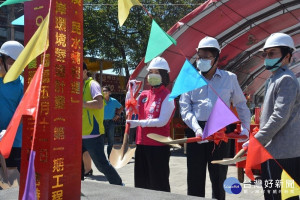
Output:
top-left (125, 81), bottom-right (142, 117)
top-left (125, 98), bottom-right (138, 117)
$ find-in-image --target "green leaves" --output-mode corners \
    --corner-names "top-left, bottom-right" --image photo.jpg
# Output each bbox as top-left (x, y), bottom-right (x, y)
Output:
top-left (83, 0), bottom-right (201, 78)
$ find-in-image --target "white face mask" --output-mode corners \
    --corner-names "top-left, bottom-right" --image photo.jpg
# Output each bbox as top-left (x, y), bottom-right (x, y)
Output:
top-left (147, 73), bottom-right (162, 86)
top-left (196, 59), bottom-right (212, 72)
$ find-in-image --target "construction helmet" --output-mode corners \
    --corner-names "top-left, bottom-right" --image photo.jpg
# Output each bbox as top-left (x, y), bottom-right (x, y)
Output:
top-left (263, 33), bottom-right (295, 51)
top-left (0, 41), bottom-right (24, 60)
top-left (147, 57), bottom-right (170, 73)
top-left (197, 36), bottom-right (221, 52)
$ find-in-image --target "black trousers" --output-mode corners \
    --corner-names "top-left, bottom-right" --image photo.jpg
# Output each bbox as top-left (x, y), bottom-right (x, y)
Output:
top-left (261, 157), bottom-right (300, 200)
top-left (186, 122), bottom-right (230, 200)
top-left (134, 144), bottom-right (171, 192)
top-left (5, 147), bottom-right (21, 172)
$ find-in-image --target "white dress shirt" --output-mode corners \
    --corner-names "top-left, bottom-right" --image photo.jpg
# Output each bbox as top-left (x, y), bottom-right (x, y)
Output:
top-left (179, 69), bottom-right (251, 133)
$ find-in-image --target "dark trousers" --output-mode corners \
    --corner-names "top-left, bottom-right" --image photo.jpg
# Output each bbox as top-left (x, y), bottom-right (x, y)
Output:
top-left (5, 147), bottom-right (21, 172)
top-left (104, 120), bottom-right (115, 158)
top-left (186, 122), bottom-right (229, 200)
top-left (261, 157), bottom-right (300, 200)
top-left (81, 135), bottom-right (122, 185)
top-left (134, 144), bottom-right (171, 192)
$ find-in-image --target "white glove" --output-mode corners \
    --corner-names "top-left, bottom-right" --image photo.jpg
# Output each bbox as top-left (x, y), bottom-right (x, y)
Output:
top-left (195, 128), bottom-right (203, 137)
top-left (125, 80), bottom-right (138, 100)
top-left (126, 120), bottom-right (141, 128)
top-left (238, 126), bottom-right (249, 143)
top-left (195, 129), bottom-right (208, 144)
top-left (242, 140), bottom-right (249, 148)
top-left (0, 130), bottom-right (6, 141)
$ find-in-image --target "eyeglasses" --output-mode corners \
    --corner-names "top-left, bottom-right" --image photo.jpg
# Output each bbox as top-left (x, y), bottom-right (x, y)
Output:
top-left (103, 90), bottom-right (108, 92)
top-left (261, 51), bottom-right (281, 59)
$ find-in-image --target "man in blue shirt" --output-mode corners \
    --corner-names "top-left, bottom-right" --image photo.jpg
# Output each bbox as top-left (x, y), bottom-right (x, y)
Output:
top-left (0, 41), bottom-right (24, 171)
top-left (103, 86), bottom-right (123, 158)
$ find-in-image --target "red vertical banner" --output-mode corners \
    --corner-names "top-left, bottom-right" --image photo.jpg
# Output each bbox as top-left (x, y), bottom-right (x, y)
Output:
top-left (20, 0), bottom-right (83, 199)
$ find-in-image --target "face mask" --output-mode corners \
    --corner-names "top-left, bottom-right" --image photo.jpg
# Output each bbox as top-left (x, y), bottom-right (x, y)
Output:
top-left (147, 74), bottom-right (162, 86)
top-left (264, 58), bottom-right (281, 72)
top-left (196, 59), bottom-right (212, 72)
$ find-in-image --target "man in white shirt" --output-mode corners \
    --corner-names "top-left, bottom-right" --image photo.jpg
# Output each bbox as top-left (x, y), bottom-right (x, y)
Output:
top-left (180, 36), bottom-right (251, 199)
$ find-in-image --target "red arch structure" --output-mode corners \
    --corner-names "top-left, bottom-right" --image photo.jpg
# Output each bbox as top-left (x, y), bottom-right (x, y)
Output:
top-left (130, 0), bottom-right (300, 104)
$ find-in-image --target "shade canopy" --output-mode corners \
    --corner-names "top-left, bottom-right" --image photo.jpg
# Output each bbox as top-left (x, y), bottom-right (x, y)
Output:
top-left (84, 57), bottom-right (114, 72)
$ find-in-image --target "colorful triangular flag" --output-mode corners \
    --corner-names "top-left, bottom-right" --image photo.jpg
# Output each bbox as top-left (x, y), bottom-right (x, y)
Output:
top-left (281, 169), bottom-right (300, 200)
top-left (145, 20), bottom-right (176, 63)
top-left (22, 150), bottom-right (37, 200)
top-left (118, 0), bottom-right (142, 26)
top-left (0, 65), bottom-right (44, 158)
top-left (0, 0), bottom-right (31, 7)
top-left (4, 12), bottom-right (49, 83)
top-left (11, 15), bottom-right (24, 26)
top-left (245, 134), bottom-right (273, 181)
top-left (202, 97), bottom-right (239, 139)
top-left (169, 59), bottom-right (206, 100)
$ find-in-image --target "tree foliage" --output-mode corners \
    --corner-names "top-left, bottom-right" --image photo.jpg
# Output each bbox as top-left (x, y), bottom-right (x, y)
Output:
top-left (83, 0), bottom-right (203, 78)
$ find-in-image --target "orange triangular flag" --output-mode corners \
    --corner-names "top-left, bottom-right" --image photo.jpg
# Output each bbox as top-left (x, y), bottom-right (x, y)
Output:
top-left (245, 134), bottom-right (273, 181)
top-left (0, 65), bottom-right (44, 158)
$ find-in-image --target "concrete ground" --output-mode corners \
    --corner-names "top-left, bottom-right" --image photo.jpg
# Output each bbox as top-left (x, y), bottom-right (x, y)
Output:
top-left (0, 146), bottom-right (265, 199)
top-left (84, 146), bottom-right (265, 200)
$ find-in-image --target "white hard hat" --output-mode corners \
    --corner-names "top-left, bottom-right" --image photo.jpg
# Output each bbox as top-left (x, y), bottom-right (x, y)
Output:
top-left (0, 41), bottom-right (24, 60)
top-left (197, 36), bottom-right (221, 52)
top-left (147, 57), bottom-right (170, 73)
top-left (263, 33), bottom-right (295, 51)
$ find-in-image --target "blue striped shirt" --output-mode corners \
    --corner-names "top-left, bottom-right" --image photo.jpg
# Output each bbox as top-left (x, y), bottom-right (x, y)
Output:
top-left (179, 69), bottom-right (250, 132)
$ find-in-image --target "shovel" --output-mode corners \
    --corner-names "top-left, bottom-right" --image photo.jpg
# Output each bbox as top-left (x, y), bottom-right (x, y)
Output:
top-left (109, 80), bottom-right (142, 169)
top-left (147, 133), bottom-right (204, 145)
top-left (147, 132), bottom-right (247, 145)
top-left (109, 123), bottom-right (136, 169)
top-left (211, 147), bottom-right (247, 165)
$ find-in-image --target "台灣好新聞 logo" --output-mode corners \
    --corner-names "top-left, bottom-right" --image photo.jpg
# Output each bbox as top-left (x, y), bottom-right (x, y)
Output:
top-left (223, 177), bottom-right (242, 194)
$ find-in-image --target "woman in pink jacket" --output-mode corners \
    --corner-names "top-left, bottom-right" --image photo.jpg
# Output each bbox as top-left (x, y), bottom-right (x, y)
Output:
top-left (127, 57), bottom-right (175, 192)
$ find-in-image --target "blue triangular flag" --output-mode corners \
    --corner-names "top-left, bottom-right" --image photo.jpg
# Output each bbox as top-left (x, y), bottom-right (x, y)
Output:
top-left (169, 59), bottom-right (207, 100)
top-left (11, 15), bottom-right (24, 26)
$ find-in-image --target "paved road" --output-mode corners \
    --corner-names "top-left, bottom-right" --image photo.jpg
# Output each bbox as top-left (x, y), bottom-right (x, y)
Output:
top-left (84, 146), bottom-right (265, 200)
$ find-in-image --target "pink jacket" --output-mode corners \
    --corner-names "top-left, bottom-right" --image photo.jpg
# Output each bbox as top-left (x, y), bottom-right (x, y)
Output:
top-left (136, 85), bottom-right (174, 146)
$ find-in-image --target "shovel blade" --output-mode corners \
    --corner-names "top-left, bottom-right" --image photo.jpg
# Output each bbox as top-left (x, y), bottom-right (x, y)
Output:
top-left (109, 146), bottom-right (136, 169)
top-left (211, 156), bottom-right (246, 165)
top-left (147, 133), bottom-right (186, 146)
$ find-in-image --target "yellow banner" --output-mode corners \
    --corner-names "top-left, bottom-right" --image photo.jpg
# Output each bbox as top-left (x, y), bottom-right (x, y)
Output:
top-left (4, 12), bottom-right (49, 83)
top-left (118, 0), bottom-right (141, 26)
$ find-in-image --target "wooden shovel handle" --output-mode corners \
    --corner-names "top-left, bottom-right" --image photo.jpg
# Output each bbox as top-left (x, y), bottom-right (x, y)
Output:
top-left (233, 147), bottom-right (247, 159)
top-left (124, 123), bottom-right (130, 136)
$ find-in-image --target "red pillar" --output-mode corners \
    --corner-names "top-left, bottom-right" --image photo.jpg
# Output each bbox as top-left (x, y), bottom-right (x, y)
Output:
top-left (19, 0), bottom-right (83, 199)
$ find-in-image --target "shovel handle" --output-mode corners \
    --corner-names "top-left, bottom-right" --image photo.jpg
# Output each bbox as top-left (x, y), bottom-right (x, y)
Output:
top-left (233, 147), bottom-right (247, 159)
top-left (124, 123), bottom-right (130, 135)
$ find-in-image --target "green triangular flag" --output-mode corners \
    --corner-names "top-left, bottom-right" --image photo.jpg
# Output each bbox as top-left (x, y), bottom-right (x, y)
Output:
top-left (0, 0), bottom-right (31, 7)
top-left (145, 20), bottom-right (176, 63)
